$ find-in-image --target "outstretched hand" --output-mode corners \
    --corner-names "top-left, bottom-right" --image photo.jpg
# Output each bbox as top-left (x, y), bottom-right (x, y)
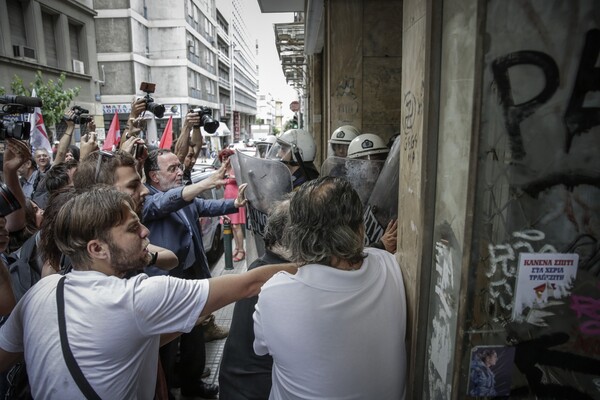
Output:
top-left (3, 139), bottom-right (31, 172)
top-left (80, 132), bottom-right (99, 159)
top-left (234, 183), bottom-right (248, 208)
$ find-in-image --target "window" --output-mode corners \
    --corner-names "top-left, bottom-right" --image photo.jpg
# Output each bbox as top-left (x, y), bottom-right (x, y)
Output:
top-left (7, 0), bottom-right (27, 46)
top-left (42, 11), bottom-right (58, 67)
top-left (69, 22), bottom-right (82, 62)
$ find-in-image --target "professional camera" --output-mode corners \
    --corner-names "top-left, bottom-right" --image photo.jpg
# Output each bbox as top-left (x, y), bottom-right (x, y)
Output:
top-left (0, 95), bottom-right (40, 141)
top-left (140, 82), bottom-right (165, 118)
top-left (64, 105), bottom-right (93, 125)
top-left (191, 106), bottom-right (219, 134)
top-left (0, 182), bottom-right (22, 217)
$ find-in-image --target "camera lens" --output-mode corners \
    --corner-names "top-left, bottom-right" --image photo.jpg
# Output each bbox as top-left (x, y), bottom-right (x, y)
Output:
top-left (0, 182), bottom-right (22, 217)
top-left (147, 102), bottom-right (165, 118)
top-left (202, 115), bottom-right (219, 134)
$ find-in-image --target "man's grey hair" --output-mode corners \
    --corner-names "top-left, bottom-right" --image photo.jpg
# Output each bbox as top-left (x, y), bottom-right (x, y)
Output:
top-left (263, 193), bottom-right (293, 258)
top-left (283, 176), bottom-right (365, 266)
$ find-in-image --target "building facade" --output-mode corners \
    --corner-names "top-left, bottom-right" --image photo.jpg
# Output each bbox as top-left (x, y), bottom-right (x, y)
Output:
top-left (261, 0), bottom-right (600, 398)
top-left (0, 0), bottom-right (101, 138)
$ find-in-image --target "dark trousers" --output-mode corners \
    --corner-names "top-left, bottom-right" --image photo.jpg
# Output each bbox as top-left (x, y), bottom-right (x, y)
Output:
top-left (160, 324), bottom-right (207, 390)
top-left (160, 267), bottom-right (207, 391)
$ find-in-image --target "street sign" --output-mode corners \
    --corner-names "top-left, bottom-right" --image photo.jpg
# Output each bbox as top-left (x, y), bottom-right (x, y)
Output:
top-left (290, 100), bottom-right (300, 112)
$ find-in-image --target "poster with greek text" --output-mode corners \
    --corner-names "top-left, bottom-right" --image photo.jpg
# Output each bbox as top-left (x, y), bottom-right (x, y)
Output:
top-left (512, 253), bottom-right (579, 322)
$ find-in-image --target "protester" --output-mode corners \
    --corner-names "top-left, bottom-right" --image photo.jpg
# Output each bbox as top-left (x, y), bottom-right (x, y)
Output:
top-left (71, 150), bottom-right (176, 271)
top-left (218, 148), bottom-right (246, 262)
top-left (32, 149), bottom-right (50, 173)
top-left (253, 176), bottom-right (407, 399)
top-left (219, 194), bottom-right (292, 399)
top-left (17, 157), bottom-right (40, 199)
top-left (0, 187), bottom-right (296, 399)
top-left (143, 149), bottom-right (247, 399)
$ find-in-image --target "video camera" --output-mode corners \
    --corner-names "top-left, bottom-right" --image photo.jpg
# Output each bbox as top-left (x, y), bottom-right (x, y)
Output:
top-left (140, 82), bottom-right (165, 119)
top-left (191, 106), bottom-right (219, 134)
top-left (0, 95), bottom-right (41, 141)
top-left (64, 105), bottom-right (93, 125)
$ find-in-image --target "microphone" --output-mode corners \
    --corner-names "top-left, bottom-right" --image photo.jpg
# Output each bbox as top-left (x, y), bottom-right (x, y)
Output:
top-left (0, 95), bottom-right (43, 107)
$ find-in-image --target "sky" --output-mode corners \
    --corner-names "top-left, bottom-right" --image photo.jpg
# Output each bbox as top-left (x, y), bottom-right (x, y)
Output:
top-left (247, 3), bottom-right (298, 118)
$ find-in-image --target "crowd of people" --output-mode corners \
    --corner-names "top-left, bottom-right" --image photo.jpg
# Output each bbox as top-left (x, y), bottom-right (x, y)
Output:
top-left (0, 97), bottom-right (407, 400)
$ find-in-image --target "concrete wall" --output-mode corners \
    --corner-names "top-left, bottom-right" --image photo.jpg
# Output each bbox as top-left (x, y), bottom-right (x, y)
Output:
top-left (323, 0), bottom-right (402, 163)
top-left (398, 0), bottom-right (440, 397)
top-left (95, 18), bottom-right (131, 52)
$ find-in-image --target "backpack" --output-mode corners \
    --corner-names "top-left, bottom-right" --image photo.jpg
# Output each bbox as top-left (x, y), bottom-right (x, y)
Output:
top-left (2, 234), bottom-right (40, 400)
top-left (6, 233), bottom-right (42, 303)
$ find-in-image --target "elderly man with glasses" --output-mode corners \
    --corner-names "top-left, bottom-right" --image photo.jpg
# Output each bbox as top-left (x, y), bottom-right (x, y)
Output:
top-left (142, 149), bottom-right (247, 399)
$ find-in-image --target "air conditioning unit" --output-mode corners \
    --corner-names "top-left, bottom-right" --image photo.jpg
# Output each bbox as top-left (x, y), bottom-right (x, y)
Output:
top-left (12, 45), bottom-right (36, 60)
top-left (72, 59), bottom-right (85, 74)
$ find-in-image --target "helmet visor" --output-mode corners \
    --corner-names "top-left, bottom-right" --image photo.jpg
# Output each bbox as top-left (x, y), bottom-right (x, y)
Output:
top-left (267, 142), bottom-right (293, 162)
top-left (328, 142), bottom-right (350, 158)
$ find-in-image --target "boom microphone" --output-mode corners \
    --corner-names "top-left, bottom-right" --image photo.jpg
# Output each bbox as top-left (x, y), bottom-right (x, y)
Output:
top-left (0, 95), bottom-right (43, 107)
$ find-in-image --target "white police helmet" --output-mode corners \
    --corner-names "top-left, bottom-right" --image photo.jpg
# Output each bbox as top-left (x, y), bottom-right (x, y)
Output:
top-left (254, 135), bottom-right (277, 158)
top-left (330, 125), bottom-right (360, 145)
top-left (267, 129), bottom-right (316, 163)
top-left (347, 133), bottom-right (389, 159)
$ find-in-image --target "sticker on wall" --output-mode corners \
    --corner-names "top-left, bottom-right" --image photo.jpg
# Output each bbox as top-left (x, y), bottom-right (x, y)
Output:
top-left (467, 345), bottom-right (516, 397)
top-left (512, 253), bottom-right (579, 324)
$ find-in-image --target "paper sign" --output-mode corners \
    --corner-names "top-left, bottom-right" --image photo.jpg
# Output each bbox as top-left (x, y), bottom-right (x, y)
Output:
top-left (512, 253), bottom-right (579, 321)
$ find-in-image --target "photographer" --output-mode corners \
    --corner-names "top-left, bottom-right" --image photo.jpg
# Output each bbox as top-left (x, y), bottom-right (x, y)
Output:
top-left (174, 111), bottom-right (203, 184)
top-left (54, 108), bottom-right (96, 165)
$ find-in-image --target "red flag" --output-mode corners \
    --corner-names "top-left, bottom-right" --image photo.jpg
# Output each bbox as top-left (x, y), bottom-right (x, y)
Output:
top-left (103, 113), bottom-right (120, 151)
top-left (29, 89), bottom-right (53, 156)
top-left (159, 116), bottom-right (173, 149)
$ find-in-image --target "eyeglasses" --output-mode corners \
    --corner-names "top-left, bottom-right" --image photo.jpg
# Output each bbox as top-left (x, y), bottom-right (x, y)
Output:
top-left (95, 150), bottom-right (115, 181)
top-left (166, 163), bottom-right (184, 173)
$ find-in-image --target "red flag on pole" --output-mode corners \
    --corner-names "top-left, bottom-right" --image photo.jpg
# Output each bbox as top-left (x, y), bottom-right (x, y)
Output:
top-left (103, 113), bottom-right (120, 151)
top-left (159, 116), bottom-right (173, 149)
top-left (29, 89), bottom-right (53, 156)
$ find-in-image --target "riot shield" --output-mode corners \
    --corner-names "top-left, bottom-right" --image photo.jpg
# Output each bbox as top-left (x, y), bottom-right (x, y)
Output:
top-left (365, 137), bottom-right (401, 244)
top-left (235, 150), bottom-right (293, 263)
top-left (322, 156), bottom-right (385, 205)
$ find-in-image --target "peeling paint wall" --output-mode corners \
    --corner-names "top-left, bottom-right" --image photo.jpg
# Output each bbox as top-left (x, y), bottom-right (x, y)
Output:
top-left (462, 0), bottom-right (600, 397)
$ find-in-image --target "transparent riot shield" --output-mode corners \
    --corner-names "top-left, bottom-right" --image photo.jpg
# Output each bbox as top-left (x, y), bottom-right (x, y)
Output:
top-left (235, 150), bottom-right (293, 264)
top-left (365, 137), bottom-right (401, 245)
top-left (322, 156), bottom-right (385, 205)
top-left (320, 156), bottom-right (348, 178)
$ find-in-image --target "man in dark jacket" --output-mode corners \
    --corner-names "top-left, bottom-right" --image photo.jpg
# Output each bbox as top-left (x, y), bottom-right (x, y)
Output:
top-left (219, 195), bottom-right (292, 399)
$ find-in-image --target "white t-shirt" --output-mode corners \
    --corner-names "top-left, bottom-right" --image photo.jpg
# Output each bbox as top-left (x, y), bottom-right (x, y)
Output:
top-left (253, 247), bottom-right (407, 400)
top-left (0, 270), bottom-right (209, 399)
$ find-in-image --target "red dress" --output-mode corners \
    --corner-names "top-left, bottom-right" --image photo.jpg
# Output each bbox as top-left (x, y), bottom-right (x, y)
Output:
top-left (223, 176), bottom-right (246, 224)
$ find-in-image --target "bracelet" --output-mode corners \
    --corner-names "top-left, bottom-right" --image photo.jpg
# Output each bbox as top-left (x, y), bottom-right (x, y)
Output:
top-left (148, 251), bottom-right (158, 265)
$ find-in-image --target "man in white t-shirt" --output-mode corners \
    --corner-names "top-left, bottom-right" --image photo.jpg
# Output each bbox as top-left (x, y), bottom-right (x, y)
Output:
top-left (253, 176), bottom-right (407, 400)
top-left (0, 187), bottom-right (295, 399)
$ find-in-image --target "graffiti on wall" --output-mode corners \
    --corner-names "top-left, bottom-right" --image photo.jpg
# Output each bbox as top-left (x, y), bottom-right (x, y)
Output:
top-left (473, 2), bottom-right (600, 396)
top-left (427, 224), bottom-right (460, 399)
